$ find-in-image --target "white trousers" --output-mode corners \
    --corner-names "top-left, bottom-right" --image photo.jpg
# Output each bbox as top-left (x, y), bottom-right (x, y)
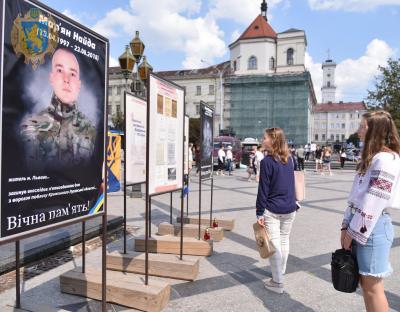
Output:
top-left (264, 210), bottom-right (296, 284)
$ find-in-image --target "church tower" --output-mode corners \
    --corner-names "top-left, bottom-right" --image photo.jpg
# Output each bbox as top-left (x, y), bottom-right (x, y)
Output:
top-left (321, 56), bottom-right (336, 103)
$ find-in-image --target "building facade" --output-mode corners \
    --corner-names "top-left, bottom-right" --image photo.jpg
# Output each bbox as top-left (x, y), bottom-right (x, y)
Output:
top-left (108, 1), bottom-right (317, 144)
top-left (321, 59), bottom-right (336, 103)
top-left (312, 102), bottom-right (367, 145)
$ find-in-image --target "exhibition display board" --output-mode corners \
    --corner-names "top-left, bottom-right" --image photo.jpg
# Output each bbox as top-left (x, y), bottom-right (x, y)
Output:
top-left (0, 0), bottom-right (108, 241)
top-left (125, 92), bottom-right (146, 185)
top-left (200, 102), bottom-right (214, 181)
top-left (147, 74), bottom-right (184, 195)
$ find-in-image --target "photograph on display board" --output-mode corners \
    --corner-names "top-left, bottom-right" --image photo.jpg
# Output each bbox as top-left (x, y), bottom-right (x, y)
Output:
top-left (200, 102), bottom-right (214, 180)
top-left (148, 74), bottom-right (184, 195)
top-left (0, 0), bottom-right (107, 239)
top-left (125, 92), bottom-right (146, 184)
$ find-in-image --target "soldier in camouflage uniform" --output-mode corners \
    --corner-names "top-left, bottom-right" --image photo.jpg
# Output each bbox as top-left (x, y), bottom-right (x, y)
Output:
top-left (20, 48), bottom-right (96, 166)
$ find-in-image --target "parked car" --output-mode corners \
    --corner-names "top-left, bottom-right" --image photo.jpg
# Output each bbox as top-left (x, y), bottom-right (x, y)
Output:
top-left (213, 136), bottom-right (242, 168)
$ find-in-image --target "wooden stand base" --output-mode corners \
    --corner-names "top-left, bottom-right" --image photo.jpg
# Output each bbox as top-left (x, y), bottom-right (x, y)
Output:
top-left (107, 251), bottom-right (199, 281)
top-left (157, 222), bottom-right (224, 241)
top-left (134, 235), bottom-right (213, 256)
top-left (177, 216), bottom-right (235, 231)
top-left (60, 268), bottom-right (170, 312)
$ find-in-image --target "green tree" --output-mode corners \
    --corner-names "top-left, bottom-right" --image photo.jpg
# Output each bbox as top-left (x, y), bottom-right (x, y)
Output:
top-left (111, 111), bottom-right (124, 132)
top-left (367, 58), bottom-right (400, 129)
top-left (347, 132), bottom-right (360, 148)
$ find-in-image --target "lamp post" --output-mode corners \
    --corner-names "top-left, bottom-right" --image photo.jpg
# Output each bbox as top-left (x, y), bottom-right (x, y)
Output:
top-left (201, 59), bottom-right (228, 135)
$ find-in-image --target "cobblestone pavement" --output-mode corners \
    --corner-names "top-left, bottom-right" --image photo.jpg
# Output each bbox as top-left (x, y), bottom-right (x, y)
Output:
top-left (0, 169), bottom-right (399, 311)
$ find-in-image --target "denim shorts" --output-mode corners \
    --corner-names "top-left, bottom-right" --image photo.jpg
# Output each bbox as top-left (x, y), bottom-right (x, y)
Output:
top-left (350, 213), bottom-right (394, 278)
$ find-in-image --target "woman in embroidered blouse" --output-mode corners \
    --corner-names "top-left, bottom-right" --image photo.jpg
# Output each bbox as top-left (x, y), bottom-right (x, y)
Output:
top-left (341, 111), bottom-right (400, 312)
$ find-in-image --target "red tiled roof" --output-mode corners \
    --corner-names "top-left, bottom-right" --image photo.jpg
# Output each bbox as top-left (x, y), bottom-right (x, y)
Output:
top-left (313, 102), bottom-right (366, 113)
top-left (235, 15), bottom-right (277, 43)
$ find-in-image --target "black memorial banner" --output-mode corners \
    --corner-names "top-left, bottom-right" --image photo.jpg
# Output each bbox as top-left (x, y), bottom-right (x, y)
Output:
top-left (0, 0), bottom-right (108, 239)
top-left (200, 102), bottom-right (214, 181)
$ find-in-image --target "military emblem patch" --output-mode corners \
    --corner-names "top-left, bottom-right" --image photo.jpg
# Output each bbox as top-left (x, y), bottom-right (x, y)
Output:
top-left (11, 8), bottom-right (58, 70)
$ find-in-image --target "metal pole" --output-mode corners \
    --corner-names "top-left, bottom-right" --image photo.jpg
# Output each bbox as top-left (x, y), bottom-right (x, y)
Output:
top-left (170, 192), bottom-right (173, 224)
top-left (15, 241), bottom-right (20, 309)
top-left (198, 164), bottom-right (202, 240)
top-left (180, 189), bottom-right (184, 260)
top-left (149, 196), bottom-right (152, 238)
top-left (210, 177), bottom-right (214, 227)
top-left (219, 71), bottom-right (224, 130)
top-left (102, 213), bottom-right (107, 312)
top-left (82, 221), bottom-right (86, 273)
top-left (144, 76), bottom-right (151, 286)
top-left (186, 180), bottom-right (189, 216)
top-left (124, 93), bottom-right (127, 254)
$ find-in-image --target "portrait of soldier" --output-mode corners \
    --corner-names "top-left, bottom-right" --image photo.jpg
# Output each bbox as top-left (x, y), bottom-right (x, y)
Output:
top-left (20, 48), bottom-right (96, 166)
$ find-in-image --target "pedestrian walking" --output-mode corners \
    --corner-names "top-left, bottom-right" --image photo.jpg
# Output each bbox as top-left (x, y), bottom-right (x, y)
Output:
top-left (247, 151), bottom-right (256, 181)
top-left (315, 145), bottom-right (323, 173)
top-left (226, 145), bottom-right (233, 175)
top-left (195, 145), bottom-right (200, 176)
top-left (321, 146), bottom-right (333, 176)
top-left (188, 143), bottom-right (194, 172)
top-left (304, 143), bottom-right (310, 161)
top-left (256, 127), bottom-right (297, 294)
top-left (217, 144), bottom-right (225, 176)
top-left (296, 145), bottom-right (305, 171)
top-left (255, 145), bottom-right (264, 182)
top-left (341, 110), bottom-right (400, 312)
top-left (340, 149), bottom-right (346, 169)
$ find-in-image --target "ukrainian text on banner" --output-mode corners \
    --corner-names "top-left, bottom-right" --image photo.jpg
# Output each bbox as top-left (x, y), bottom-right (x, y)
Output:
top-left (0, 0), bottom-right (108, 239)
top-left (200, 102), bottom-right (214, 181)
top-left (107, 132), bottom-right (122, 193)
top-left (125, 92), bottom-right (146, 185)
top-left (148, 74), bottom-right (184, 195)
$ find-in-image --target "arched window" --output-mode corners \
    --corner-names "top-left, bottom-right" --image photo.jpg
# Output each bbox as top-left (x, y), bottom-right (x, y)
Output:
top-left (233, 60), bottom-right (237, 71)
top-left (287, 48), bottom-right (294, 65)
top-left (269, 57), bottom-right (275, 70)
top-left (327, 81), bottom-right (331, 87)
top-left (248, 56), bottom-right (257, 70)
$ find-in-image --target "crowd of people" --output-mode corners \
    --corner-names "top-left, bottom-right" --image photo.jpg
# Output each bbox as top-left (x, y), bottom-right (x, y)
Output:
top-left (255, 111), bottom-right (399, 312)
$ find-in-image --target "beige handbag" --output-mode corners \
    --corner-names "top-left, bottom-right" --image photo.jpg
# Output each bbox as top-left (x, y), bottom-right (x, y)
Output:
top-left (294, 171), bottom-right (305, 201)
top-left (291, 157), bottom-right (305, 201)
top-left (253, 223), bottom-right (276, 259)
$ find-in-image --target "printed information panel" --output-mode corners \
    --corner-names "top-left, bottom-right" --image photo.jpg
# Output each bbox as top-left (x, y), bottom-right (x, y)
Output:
top-left (0, 0), bottom-right (108, 239)
top-left (200, 102), bottom-right (214, 181)
top-left (125, 92), bottom-right (146, 184)
top-left (184, 115), bottom-right (189, 175)
top-left (148, 74), bottom-right (184, 195)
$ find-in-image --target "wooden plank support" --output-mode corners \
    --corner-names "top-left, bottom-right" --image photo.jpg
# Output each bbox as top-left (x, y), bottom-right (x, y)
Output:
top-left (157, 222), bottom-right (224, 242)
top-left (176, 216), bottom-right (235, 231)
top-left (107, 251), bottom-right (200, 281)
top-left (60, 268), bottom-right (170, 312)
top-left (134, 235), bottom-right (213, 256)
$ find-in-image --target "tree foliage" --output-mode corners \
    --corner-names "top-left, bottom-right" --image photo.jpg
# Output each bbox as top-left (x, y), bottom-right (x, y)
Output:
top-left (347, 132), bottom-right (360, 148)
top-left (367, 58), bottom-right (400, 129)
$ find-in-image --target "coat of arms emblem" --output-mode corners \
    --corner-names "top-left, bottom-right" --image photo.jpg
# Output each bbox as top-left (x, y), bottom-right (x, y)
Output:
top-left (11, 8), bottom-right (58, 70)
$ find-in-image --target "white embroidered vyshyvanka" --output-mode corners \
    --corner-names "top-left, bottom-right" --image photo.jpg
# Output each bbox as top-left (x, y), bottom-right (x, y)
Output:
top-left (342, 152), bottom-right (400, 245)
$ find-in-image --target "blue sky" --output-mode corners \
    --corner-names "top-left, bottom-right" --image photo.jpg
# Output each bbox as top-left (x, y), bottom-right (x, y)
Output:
top-left (40, 0), bottom-right (400, 102)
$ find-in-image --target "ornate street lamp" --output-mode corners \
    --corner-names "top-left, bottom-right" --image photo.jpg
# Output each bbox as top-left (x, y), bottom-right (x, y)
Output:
top-left (130, 31), bottom-right (145, 65)
top-left (138, 55), bottom-right (153, 83)
top-left (118, 45), bottom-right (136, 86)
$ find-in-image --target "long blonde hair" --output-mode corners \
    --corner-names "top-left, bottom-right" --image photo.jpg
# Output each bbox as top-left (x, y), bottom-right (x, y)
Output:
top-left (357, 110), bottom-right (400, 174)
top-left (264, 127), bottom-right (290, 164)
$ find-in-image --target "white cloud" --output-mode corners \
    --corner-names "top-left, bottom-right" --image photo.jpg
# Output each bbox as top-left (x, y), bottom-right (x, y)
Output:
top-left (109, 57), bottom-right (119, 67)
top-left (306, 39), bottom-right (394, 102)
top-left (207, 0), bottom-right (283, 25)
top-left (62, 9), bottom-right (81, 23)
top-left (305, 52), bottom-right (323, 102)
top-left (335, 39), bottom-right (394, 100)
top-left (230, 29), bottom-right (241, 43)
top-left (92, 0), bottom-right (227, 69)
top-left (308, 0), bottom-right (400, 12)
top-left (92, 8), bottom-right (138, 38)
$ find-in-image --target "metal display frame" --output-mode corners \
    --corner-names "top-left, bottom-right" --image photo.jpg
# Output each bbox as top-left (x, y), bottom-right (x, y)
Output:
top-left (198, 102), bottom-right (215, 239)
top-left (0, 0), bottom-right (109, 310)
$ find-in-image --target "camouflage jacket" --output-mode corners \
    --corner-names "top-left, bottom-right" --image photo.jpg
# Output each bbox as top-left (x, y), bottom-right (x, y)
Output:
top-left (20, 95), bottom-right (96, 166)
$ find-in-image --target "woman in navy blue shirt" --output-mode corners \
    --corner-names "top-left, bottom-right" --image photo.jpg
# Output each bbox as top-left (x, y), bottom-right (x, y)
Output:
top-left (256, 127), bottom-right (297, 294)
